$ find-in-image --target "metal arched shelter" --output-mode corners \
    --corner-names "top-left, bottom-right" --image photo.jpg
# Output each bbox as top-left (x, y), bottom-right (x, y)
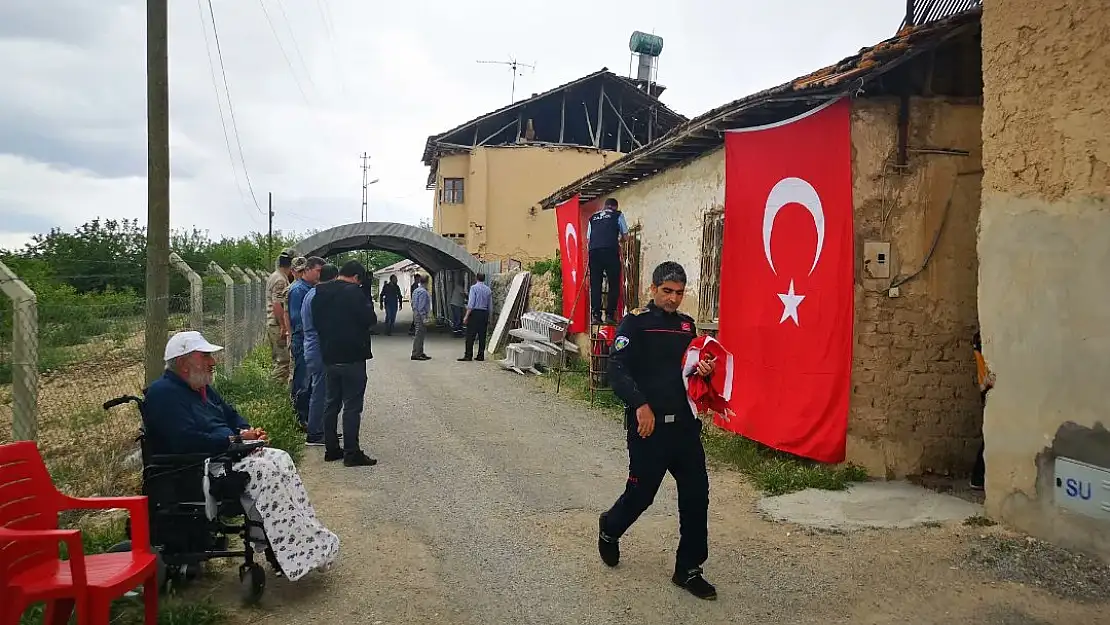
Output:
top-left (292, 222), bottom-right (481, 274)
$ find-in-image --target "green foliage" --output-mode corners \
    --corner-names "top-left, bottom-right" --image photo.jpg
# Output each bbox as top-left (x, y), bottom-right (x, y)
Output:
top-left (529, 252), bottom-right (562, 306)
top-left (213, 347), bottom-right (305, 462)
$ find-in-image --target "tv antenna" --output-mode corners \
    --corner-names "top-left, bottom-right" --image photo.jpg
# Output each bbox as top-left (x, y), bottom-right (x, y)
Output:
top-left (476, 57), bottom-right (536, 103)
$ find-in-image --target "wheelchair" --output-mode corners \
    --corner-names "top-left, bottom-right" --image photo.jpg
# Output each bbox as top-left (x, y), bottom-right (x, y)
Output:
top-left (103, 393), bottom-right (279, 604)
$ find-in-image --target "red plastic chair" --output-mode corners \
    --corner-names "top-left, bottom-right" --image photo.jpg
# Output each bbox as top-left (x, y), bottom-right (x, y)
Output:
top-left (0, 441), bottom-right (158, 625)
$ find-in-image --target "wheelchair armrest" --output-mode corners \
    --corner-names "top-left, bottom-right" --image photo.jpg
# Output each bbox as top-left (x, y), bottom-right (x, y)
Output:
top-left (147, 452), bottom-right (213, 466)
top-left (224, 440), bottom-right (267, 460)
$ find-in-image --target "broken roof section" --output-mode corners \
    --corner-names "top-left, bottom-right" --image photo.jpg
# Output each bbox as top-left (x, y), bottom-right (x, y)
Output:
top-left (901, 0), bottom-right (982, 28)
top-left (421, 68), bottom-right (687, 188)
top-left (539, 8), bottom-right (982, 209)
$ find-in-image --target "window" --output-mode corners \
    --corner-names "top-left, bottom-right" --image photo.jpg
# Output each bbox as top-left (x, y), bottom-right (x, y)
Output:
top-left (620, 226), bottom-right (642, 311)
top-left (698, 209), bottom-right (724, 323)
top-left (440, 178), bottom-right (464, 204)
top-left (442, 232), bottom-right (466, 246)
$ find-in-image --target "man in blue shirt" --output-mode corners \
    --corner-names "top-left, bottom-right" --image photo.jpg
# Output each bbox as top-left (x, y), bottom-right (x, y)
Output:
top-left (287, 256), bottom-right (325, 429)
top-left (144, 330), bottom-right (267, 454)
top-left (301, 263), bottom-right (339, 446)
top-left (587, 197), bottom-right (629, 325)
top-left (458, 272), bottom-right (492, 362)
top-left (410, 274), bottom-right (432, 361)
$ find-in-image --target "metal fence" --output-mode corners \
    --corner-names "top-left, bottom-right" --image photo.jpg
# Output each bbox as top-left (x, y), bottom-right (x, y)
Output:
top-left (0, 257), bottom-right (268, 497)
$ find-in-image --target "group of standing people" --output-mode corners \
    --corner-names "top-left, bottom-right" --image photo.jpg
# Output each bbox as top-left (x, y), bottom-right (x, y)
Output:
top-left (265, 249), bottom-right (495, 466)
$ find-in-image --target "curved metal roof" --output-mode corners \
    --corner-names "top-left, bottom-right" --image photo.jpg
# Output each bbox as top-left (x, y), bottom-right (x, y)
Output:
top-left (292, 222), bottom-right (481, 274)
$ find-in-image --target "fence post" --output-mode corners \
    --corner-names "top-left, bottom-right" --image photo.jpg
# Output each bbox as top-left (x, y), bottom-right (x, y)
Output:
top-left (249, 268), bottom-right (267, 346)
top-left (207, 262), bottom-right (235, 374)
top-left (245, 268), bottom-right (263, 349)
top-left (0, 261), bottom-right (38, 441)
top-left (229, 266), bottom-right (253, 358)
top-left (169, 252), bottom-right (203, 330)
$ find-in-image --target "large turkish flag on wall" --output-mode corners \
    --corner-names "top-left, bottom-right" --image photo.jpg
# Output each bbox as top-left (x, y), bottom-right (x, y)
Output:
top-left (556, 195), bottom-right (588, 333)
top-left (716, 98), bottom-right (854, 463)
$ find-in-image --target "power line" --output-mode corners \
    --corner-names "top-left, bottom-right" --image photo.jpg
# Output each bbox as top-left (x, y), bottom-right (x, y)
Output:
top-left (205, 0), bottom-right (265, 216)
top-left (257, 0), bottom-right (311, 104)
top-left (272, 0), bottom-right (317, 92)
top-left (313, 0), bottom-right (348, 97)
top-left (195, 0), bottom-right (252, 217)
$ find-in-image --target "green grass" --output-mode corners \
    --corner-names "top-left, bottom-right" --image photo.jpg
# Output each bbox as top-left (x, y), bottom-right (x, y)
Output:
top-left (548, 357), bottom-right (868, 496)
top-left (213, 346), bottom-right (304, 462)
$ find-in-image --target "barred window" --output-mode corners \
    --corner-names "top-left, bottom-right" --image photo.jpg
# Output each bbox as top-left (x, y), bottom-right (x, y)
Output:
top-left (621, 225), bottom-right (642, 311)
top-left (698, 209), bottom-right (724, 323)
top-left (440, 178), bottom-right (464, 204)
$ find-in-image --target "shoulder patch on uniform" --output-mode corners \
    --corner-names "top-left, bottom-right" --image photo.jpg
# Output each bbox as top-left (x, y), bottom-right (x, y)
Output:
top-left (629, 307), bottom-right (649, 316)
top-left (613, 335), bottom-right (630, 351)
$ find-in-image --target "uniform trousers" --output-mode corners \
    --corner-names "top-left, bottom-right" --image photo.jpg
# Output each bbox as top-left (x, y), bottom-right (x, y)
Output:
top-left (603, 418), bottom-right (709, 572)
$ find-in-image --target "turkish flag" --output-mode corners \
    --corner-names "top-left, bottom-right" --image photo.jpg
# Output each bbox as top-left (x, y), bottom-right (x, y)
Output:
top-left (556, 195), bottom-right (588, 333)
top-left (716, 98), bottom-right (854, 463)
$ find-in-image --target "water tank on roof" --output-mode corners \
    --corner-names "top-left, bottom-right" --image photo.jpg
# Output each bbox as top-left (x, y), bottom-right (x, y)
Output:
top-left (629, 31), bottom-right (663, 56)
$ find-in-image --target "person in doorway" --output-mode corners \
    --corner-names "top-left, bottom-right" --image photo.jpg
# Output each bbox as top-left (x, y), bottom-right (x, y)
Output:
top-left (288, 256), bottom-right (325, 429)
top-left (449, 278), bottom-right (468, 336)
top-left (587, 197), bottom-right (629, 325)
top-left (379, 274), bottom-right (403, 336)
top-left (300, 263), bottom-right (338, 446)
top-left (410, 274), bottom-right (432, 361)
top-left (312, 260), bottom-right (377, 467)
top-left (265, 248), bottom-right (296, 385)
top-left (597, 261), bottom-right (718, 601)
top-left (970, 330), bottom-right (995, 490)
top-left (458, 273), bottom-right (491, 362)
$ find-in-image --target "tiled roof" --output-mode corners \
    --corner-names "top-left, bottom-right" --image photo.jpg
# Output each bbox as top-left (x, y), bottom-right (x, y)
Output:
top-left (539, 8), bottom-right (981, 209)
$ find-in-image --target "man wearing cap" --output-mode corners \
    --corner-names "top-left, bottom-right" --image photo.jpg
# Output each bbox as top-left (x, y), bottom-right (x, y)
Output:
top-left (286, 256), bottom-right (325, 429)
top-left (144, 330), bottom-right (341, 582)
top-left (266, 249), bottom-right (296, 384)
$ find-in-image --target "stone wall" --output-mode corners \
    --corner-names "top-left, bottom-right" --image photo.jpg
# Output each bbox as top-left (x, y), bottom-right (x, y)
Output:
top-left (848, 97), bottom-right (984, 478)
top-left (979, 0), bottom-right (1110, 559)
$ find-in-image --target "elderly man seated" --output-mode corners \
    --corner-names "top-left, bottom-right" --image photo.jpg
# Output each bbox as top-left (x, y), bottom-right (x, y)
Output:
top-left (144, 330), bottom-right (339, 582)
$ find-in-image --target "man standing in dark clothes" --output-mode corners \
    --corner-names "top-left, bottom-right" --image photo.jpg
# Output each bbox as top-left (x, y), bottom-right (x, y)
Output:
top-left (587, 197), bottom-right (629, 325)
top-left (458, 273), bottom-right (492, 362)
top-left (597, 261), bottom-right (718, 601)
top-left (379, 274), bottom-right (403, 335)
top-left (311, 260), bottom-right (378, 467)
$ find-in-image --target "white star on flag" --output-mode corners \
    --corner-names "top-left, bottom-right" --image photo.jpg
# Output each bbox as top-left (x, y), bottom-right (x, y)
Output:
top-left (777, 280), bottom-right (805, 326)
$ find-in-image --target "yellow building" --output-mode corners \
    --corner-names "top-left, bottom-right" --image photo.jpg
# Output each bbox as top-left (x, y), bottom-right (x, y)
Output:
top-left (422, 68), bottom-right (685, 268)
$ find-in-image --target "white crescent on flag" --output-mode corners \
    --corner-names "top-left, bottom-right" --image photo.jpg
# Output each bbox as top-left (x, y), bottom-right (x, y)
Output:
top-left (762, 176), bottom-right (826, 276)
top-left (563, 222), bottom-right (579, 284)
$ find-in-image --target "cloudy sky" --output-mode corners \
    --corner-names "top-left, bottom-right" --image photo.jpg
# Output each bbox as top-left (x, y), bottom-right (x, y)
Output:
top-left (0, 0), bottom-right (905, 251)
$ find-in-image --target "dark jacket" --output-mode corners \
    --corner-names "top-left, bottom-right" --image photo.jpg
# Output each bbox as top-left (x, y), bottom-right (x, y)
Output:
top-left (608, 302), bottom-right (699, 429)
top-left (143, 370), bottom-right (250, 455)
top-left (312, 279), bottom-right (376, 364)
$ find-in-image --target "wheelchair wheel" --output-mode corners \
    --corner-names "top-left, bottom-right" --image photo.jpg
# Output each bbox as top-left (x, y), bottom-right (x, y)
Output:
top-left (108, 540), bottom-right (169, 593)
top-left (239, 562), bottom-right (266, 604)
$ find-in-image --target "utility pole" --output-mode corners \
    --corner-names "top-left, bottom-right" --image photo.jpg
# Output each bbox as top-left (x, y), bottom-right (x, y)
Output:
top-left (144, 0), bottom-right (170, 386)
top-left (360, 152), bottom-right (370, 222)
top-left (268, 192), bottom-right (274, 262)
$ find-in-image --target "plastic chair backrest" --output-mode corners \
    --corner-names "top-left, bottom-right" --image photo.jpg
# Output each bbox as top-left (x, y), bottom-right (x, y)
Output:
top-left (0, 442), bottom-right (62, 582)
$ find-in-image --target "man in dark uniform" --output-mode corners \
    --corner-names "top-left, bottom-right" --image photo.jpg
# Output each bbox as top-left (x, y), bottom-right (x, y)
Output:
top-left (597, 260), bottom-right (718, 600)
top-left (587, 197), bottom-right (629, 325)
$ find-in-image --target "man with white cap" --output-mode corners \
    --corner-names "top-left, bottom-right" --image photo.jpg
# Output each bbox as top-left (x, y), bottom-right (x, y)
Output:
top-left (143, 330), bottom-right (340, 582)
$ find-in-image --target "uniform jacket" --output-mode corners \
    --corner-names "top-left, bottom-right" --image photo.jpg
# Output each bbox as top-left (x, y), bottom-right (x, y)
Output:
top-left (607, 302), bottom-right (699, 427)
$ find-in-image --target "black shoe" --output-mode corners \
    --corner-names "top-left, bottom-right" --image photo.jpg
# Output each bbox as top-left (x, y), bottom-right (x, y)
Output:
top-left (324, 450), bottom-right (344, 462)
top-left (672, 568), bottom-right (717, 600)
top-left (344, 451), bottom-right (378, 467)
top-left (306, 435), bottom-right (324, 446)
top-left (420, 354), bottom-right (432, 360)
top-left (475, 356), bottom-right (484, 362)
top-left (458, 356), bottom-right (472, 362)
top-left (598, 513), bottom-right (619, 567)
top-left (592, 314), bottom-right (603, 325)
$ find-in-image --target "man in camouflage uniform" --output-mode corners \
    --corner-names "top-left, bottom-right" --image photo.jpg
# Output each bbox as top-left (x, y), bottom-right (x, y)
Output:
top-left (266, 249), bottom-right (295, 384)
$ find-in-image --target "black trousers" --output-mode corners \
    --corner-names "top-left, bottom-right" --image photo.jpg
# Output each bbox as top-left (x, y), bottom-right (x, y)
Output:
top-left (603, 419), bottom-right (709, 572)
top-left (322, 362), bottom-right (367, 457)
top-left (464, 309), bottom-right (489, 359)
top-left (589, 247), bottom-right (621, 318)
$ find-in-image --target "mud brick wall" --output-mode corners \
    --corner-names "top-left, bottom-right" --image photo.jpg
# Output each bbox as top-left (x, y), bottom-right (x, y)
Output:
top-left (846, 98), bottom-right (984, 478)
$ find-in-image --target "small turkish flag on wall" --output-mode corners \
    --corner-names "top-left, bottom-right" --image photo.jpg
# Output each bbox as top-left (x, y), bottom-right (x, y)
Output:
top-left (716, 98), bottom-right (854, 463)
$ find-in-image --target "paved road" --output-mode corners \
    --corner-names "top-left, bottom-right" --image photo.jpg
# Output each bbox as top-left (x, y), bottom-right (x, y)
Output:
top-left (234, 310), bottom-right (1106, 625)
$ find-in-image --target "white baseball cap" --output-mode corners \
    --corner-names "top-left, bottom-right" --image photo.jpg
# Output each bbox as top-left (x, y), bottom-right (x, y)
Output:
top-left (164, 330), bottom-right (224, 361)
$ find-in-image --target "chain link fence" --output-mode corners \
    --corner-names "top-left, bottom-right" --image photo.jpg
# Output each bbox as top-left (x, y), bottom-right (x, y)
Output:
top-left (0, 257), bottom-right (268, 499)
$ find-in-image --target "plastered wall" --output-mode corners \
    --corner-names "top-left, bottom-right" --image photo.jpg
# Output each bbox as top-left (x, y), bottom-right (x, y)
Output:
top-left (849, 97), bottom-right (984, 478)
top-left (979, 0), bottom-right (1110, 559)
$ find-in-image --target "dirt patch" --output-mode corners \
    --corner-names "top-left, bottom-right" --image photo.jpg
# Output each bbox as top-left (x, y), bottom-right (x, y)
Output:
top-left (961, 533), bottom-right (1110, 603)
